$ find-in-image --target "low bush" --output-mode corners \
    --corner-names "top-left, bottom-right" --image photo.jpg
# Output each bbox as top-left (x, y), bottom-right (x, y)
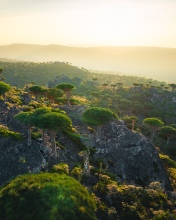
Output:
top-left (0, 124), bottom-right (23, 141)
top-left (0, 173), bottom-right (97, 220)
top-left (50, 163), bottom-right (69, 175)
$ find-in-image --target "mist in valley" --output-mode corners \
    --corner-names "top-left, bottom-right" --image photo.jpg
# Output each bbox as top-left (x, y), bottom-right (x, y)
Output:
top-left (0, 44), bottom-right (176, 83)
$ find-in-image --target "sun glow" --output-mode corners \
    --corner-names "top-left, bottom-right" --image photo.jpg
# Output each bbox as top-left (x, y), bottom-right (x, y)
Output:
top-left (0, 0), bottom-right (176, 47)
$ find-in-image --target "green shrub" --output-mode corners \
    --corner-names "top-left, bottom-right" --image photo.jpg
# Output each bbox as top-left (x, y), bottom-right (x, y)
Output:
top-left (93, 178), bottom-right (175, 220)
top-left (167, 168), bottom-right (176, 190)
top-left (153, 210), bottom-right (176, 220)
top-left (159, 154), bottom-right (176, 168)
top-left (28, 100), bottom-right (45, 109)
top-left (71, 167), bottom-right (83, 180)
top-left (138, 123), bottom-right (150, 136)
top-left (0, 173), bottom-right (97, 220)
top-left (31, 131), bottom-right (42, 140)
top-left (0, 125), bottom-right (23, 141)
top-left (164, 146), bottom-right (176, 158)
top-left (50, 163), bottom-right (69, 175)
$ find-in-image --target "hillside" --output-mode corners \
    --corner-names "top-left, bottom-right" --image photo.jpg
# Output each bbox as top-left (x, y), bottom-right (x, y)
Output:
top-left (0, 60), bottom-right (170, 88)
top-left (0, 44), bottom-right (176, 82)
top-left (1, 74), bottom-right (176, 219)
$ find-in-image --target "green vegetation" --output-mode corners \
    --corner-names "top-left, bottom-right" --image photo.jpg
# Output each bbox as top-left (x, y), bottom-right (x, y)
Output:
top-left (0, 81), bottom-right (11, 101)
top-left (47, 88), bottom-right (64, 103)
top-left (93, 174), bottom-right (176, 220)
top-left (159, 154), bottom-right (176, 169)
top-left (82, 107), bottom-right (117, 127)
top-left (0, 125), bottom-right (22, 141)
top-left (28, 85), bottom-right (44, 96)
top-left (0, 60), bottom-right (168, 88)
top-left (123, 115), bottom-right (138, 131)
top-left (14, 111), bottom-right (34, 146)
top-left (159, 126), bottom-right (176, 146)
top-left (36, 112), bottom-right (72, 158)
top-left (0, 173), bottom-right (97, 220)
top-left (159, 154), bottom-right (176, 190)
top-left (50, 163), bottom-right (69, 175)
top-left (143, 118), bottom-right (164, 143)
top-left (82, 107), bottom-right (117, 140)
top-left (56, 83), bottom-right (75, 106)
top-left (14, 107), bottom-right (72, 158)
top-left (1, 60), bottom-right (176, 220)
top-left (0, 81), bottom-right (11, 96)
top-left (0, 61), bottom-right (88, 87)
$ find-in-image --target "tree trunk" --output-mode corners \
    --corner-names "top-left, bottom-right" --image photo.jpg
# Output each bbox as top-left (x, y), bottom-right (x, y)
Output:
top-left (166, 137), bottom-right (172, 147)
top-left (50, 131), bottom-right (57, 159)
top-left (83, 155), bottom-right (90, 177)
top-left (4, 93), bottom-right (6, 102)
top-left (66, 92), bottom-right (70, 106)
top-left (150, 130), bottom-right (155, 144)
top-left (96, 126), bottom-right (102, 141)
top-left (28, 127), bottom-right (32, 147)
top-left (42, 130), bottom-right (45, 142)
top-left (132, 121), bottom-right (135, 132)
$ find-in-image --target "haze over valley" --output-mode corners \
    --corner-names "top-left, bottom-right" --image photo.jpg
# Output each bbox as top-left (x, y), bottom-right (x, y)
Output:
top-left (1, 0), bottom-right (176, 83)
top-left (0, 44), bottom-right (176, 83)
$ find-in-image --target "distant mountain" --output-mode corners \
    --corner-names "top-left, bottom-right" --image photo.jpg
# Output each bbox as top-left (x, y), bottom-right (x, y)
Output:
top-left (0, 44), bottom-right (176, 82)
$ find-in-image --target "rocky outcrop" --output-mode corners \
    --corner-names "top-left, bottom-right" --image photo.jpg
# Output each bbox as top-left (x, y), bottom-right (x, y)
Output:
top-left (92, 122), bottom-right (172, 190)
top-left (55, 106), bottom-right (173, 190)
top-left (0, 137), bottom-right (51, 186)
top-left (0, 103), bottom-right (173, 190)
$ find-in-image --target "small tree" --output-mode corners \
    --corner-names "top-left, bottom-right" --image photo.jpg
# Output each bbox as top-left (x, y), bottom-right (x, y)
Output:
top-left (0, 81), bottom-right (11, 101)
top-left (56, 83), bottom-right (75, 106)
top-left (82, 107), bottom-right (117, 140)
top-left (37, 112), bottom-right (72, 159)
top-left (79, 150), bottom-right (90, 177)
top-left (80, 135), bottom-right (91, 177)
top-left (31, 107), bottom-right (53, 141)
top-left (14, 111), bottom-right (34, 147)
top-left (124, 116), bottom-right (138, 131)
top-left (0, 68), bottom-right (5, 81)
top-left (169, 124), bottom-right (176, 129)
top-left (143, 118), bottom-right (164, 143)
top-left (28, 85), bottom-right (44, 100)
top-left (169, 83), bottom-right (176, 93)
top-left (130, 116), bottom-right (138, 131)
top-left (31, 107), bottom-right (65, 142)
top-left (160, 126), bottom-right (176, 147)
top-left (47, 88), bottom-right (63, 103)
top-left (102, 83), bottom-right (109, 89)
top-left (0, 68), bottom-right (3, 74)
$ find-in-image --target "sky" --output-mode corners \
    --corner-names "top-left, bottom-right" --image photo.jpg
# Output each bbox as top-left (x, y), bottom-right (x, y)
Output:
top-left (1, 0), bottom-right (176, 48)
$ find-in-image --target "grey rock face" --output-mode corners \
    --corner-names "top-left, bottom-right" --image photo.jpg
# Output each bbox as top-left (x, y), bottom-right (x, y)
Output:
top-left (93, 122), bottom-right (172, 190)
top-left (0, 137), bottom-right (50, 186)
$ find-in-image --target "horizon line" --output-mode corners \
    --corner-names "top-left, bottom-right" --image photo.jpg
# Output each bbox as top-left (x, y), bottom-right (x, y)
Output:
top-left (0, 43), bottom-right (176, 49)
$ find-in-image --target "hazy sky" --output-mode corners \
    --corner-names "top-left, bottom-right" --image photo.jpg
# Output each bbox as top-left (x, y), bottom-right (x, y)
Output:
top-left (1, 0), bottom-right (176, 47)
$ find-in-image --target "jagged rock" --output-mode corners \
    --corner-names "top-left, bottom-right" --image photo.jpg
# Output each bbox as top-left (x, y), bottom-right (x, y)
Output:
top-left (0, 137), bottom-right (49, 186)
top-left (59, 106), bottom-right (172, 190)
top-left (92, 122), bottom-right (172, 190)
top-left (0, 103), bottom-right (173, 191)
top-left (20, 93), bottom-right (31, 104)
